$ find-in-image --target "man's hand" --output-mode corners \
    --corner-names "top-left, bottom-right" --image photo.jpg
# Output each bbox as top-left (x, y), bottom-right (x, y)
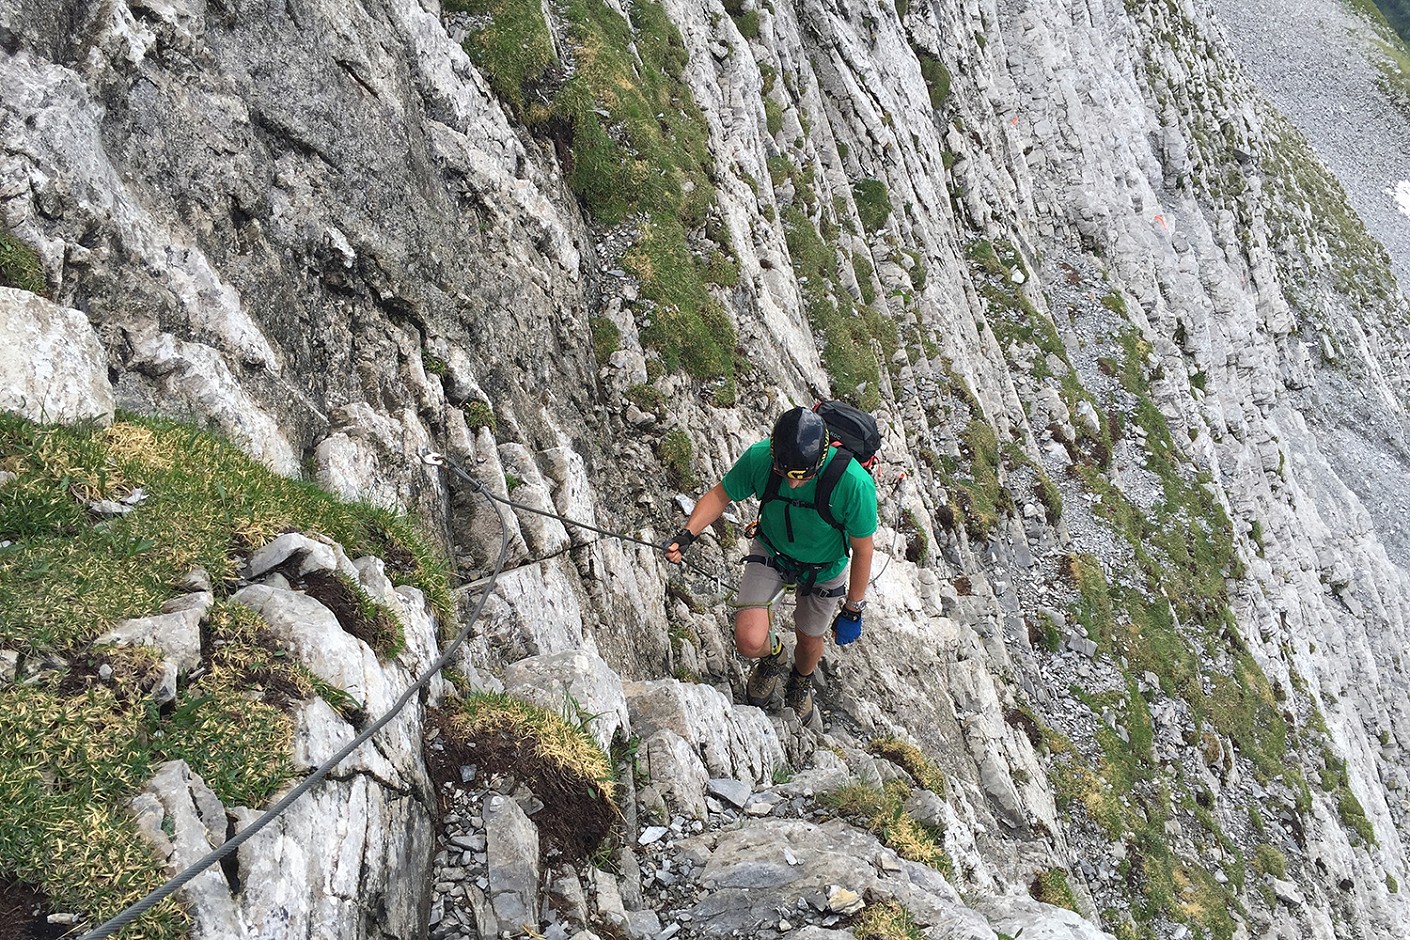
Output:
top-left (663, 528), bottom-right (695, 564)
top-left (832, 604), bottom-right (863, 645)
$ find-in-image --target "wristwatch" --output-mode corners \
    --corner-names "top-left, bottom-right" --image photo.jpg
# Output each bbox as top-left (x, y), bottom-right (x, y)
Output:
top-left (843, 599), bottom-right (867, 613)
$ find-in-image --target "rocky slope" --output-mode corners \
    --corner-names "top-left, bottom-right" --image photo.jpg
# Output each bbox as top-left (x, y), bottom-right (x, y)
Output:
top-left (3, 0), bottom-right (1410, 937)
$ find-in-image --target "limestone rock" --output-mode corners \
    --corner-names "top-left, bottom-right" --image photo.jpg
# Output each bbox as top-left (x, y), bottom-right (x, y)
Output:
top-left (95, 605), bottom-right (205, 674)
top-left (130, 762), bottom-right (242, 938)
top-left (502, 648), bottom-right (630, 753)
top-left (641, 730), bottom-right (710, 819)
top-left (247, 532), bottom-right (355, 580)
top-left (0, 287), bottom-right (114, 426)
top-left (484, 793), bottom-right (541, 927)
top-left (978, 894), bottom-right (1118, 939)
top-left (624, 678), bottom-right (785, 786)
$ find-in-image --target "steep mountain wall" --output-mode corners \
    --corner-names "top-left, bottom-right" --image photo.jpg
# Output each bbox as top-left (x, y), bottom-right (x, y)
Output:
top-left (3, 0), bottom-right (1410, 937)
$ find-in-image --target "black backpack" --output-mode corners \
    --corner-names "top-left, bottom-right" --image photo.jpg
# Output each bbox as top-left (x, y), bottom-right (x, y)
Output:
top-left (760, 401), bottom-right (880, 537)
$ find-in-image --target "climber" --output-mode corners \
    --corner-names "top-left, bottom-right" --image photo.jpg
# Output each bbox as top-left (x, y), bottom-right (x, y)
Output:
top-left (663, 406), bottom-right (877, 722)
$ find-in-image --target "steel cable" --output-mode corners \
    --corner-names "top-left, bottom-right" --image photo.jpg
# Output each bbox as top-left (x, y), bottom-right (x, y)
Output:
top-left (428, 452), bottom-right (726, 588)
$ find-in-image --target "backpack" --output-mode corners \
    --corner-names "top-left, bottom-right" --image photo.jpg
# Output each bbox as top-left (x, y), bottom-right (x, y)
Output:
top-left (813, 400), bottom-right (881, 472)
top-left (760, 401), bottom-right (881, 537)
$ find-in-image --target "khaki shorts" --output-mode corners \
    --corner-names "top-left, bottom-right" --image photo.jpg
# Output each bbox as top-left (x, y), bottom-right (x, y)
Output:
top-left (736, 539), bottom-right (848, 638)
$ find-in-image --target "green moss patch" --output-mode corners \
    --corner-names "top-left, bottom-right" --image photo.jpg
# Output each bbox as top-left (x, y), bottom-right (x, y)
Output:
top-left (1037, 294), bottom-right (1291, 940)
top-left (1032, 868), bottom-right (1080, 912)
top-left (659, 429), bottom-right (696, 490)
top-left (852, 179), bottom-right (893, 233)
top-left (966, 239), bottom-right (1068, 382)
top-left (461, 0), bottom-right (738, 391)
top-left (627, 216), bottom-right (736, 384)
top-left (447, 0), bottom-right (558, 116)
top-left (0, 232), bottom-right (46, 296)
top-left (913, 48), bottom-right (952, 109)
top-left (1261, 115), bottom-right (1401, 311)
top-left (951, 419), bottom-right (1004, 540)
top-left (782, 207), bottom-right (896, 409)
top-left (724, 0), bottom-right (761, 40)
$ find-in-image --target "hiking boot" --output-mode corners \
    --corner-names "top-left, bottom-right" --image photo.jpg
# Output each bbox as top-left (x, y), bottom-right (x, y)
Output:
top-left (746, 638), bottom-right (788, 706)
top-left (784, 668), bottom-right (816, 720)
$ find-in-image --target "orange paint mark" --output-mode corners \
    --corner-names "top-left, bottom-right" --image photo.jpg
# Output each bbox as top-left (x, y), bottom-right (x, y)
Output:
top-left (1153, 214), bottom-right (1167, 231)
top-left (1010, 114), bottom-right (1020, 126)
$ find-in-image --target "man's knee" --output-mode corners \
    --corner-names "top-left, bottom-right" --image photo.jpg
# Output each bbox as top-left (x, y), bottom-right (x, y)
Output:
top-left (734, 607), bottom-right (772, 657)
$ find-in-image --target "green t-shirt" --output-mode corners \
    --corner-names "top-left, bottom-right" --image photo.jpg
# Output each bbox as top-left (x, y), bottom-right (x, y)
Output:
top-left (722, 438), bottom-right (878, 581)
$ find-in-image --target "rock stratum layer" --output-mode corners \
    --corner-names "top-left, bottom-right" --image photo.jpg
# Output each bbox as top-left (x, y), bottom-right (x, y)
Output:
top-left (3, 0), bottom-right (1409, 937)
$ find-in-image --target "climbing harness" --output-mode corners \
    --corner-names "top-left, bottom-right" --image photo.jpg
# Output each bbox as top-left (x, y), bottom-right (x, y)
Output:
top-left (726, 581), bottom-right (790, 612)
top-left (78, 466), bottom-right (517, 940)
top-left (742, 525), bottom-right (845, 597)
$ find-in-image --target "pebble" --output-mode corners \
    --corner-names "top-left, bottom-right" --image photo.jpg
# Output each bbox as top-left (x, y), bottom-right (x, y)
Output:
top-left (825, 886), bottom-right (864, 915)
top-left (639, 826), bottom-right (670, 845)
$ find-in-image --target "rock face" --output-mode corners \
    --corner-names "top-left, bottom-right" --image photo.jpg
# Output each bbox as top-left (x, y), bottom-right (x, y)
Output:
top-left (5, 0), bottom-right (1410, 937)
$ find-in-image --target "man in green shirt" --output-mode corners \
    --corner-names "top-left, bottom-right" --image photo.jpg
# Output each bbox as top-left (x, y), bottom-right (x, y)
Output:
top-left (664, 407), bottom-right (878, 722)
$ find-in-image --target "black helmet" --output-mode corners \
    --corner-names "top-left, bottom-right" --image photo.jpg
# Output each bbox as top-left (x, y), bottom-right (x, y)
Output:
top-left (771, 407), bottom-right (828, 479)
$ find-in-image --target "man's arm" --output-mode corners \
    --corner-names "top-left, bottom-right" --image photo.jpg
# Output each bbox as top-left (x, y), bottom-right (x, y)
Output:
top-left (845, 534), bottom-right (874, 606)
top-left (665, 482), bottom-right (731, 563)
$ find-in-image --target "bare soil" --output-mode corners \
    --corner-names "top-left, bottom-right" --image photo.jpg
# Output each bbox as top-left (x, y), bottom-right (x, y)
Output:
top-left (0, 880), bottom-right (68, 940)
top-left (423, 709), bottom-right (619, 863)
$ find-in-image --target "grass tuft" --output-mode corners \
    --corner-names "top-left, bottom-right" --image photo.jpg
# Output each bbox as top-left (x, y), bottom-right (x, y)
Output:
top-left (0, 231), bottom-right (47, 295)
top-left (913, 49), bottom-right (952, 108)
top-left (460, 0), bottom-right (739, 389)
top-left (821, 780), bottom-right (952, 875)
top-left (442, 692), bottom-right (615, 801)
top-left (1032, 867), bottom-right (1080, 912)
top-left (431, 691), bottom-right (620, 861)
top-left (852, 179), bottom-right (893, 233)
top-left (868, 737), bottom-right (946, 795)
top-left (0, 413), bottom-right (450, 651)
top-left (659, 429), bottom-right (697, 490)
top-left (447, 0), bottom-right (557, 115)
top-left (462, 400), bottom-right (498, 432)
top-left (853, 899), bottom-right (924, 940)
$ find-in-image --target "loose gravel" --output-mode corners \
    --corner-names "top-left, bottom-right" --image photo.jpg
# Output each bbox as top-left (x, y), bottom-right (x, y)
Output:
top-left (1208, 0), bottom-right (1410, 288)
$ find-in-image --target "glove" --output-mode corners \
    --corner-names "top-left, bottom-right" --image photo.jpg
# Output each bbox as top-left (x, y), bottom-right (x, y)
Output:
top-left (662, 528), bottom-right (695, 561)
top-left (832, 605), bottom-right (863, 645)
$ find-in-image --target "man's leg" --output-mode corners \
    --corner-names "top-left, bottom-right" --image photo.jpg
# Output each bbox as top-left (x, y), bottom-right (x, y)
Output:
top-left (792, 630), bottom-right (825, 676)
top-left (784, 571), bottom-right (848, 719)
top-left (736, 545), bottom-right (790, 705)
